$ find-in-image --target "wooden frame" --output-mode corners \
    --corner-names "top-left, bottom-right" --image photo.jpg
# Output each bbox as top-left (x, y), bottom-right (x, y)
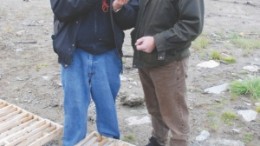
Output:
top-left (76, 131), bottom-right (136, 146)
top-left (0, 99), bottom-right (63, 146)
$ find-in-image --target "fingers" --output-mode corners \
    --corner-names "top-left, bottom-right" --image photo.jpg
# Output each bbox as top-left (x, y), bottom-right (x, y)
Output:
top-left (115, 0), bottom-right (129, 5)
top-left (135, 38), bottom-right (145, 51)
top-left (135, 38), bottom-right (144, 46)
top-left (135, 36), bottom-right (155, 53)
top-left (136, 45), bottom-right (145, 51)
top-left (119, 0), bottom-right (129, 4)
top-left (113, 0), bottom-right (129, 11)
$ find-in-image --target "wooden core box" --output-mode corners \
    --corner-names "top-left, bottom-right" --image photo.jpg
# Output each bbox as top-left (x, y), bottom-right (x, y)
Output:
top-left (76, 131), bottom-right (136, 146)
top-left (0, 99), bottom-right (62, 146)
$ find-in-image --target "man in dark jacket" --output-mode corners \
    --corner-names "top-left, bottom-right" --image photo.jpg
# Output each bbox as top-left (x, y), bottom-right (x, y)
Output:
top-left (131, 0), bottom-right (204, 146)
top-left (50, 0), bottom-right (138, 145)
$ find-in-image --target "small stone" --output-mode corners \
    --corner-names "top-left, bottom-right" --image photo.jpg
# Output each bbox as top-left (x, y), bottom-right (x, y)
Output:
top-left (197, 60), bottom-right (220, 68)
top-left (196, 130), bottom-right (210, 141)
top-left (237, 110), bottom-right (257, 122)
top-left (125, 116), bottom-right (151, 126)
top-left (243, 65), bottom-right (259, 72)
top-left (204, 83), bottom-right (229, 94)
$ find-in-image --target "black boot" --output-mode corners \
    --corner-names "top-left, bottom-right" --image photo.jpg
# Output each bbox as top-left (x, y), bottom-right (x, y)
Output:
top-left (145, 137), bottom-right (164, 146)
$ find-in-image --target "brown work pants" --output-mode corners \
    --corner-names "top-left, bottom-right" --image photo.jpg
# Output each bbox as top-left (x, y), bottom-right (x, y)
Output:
top-left (138, 58), bottom-right (190, 146)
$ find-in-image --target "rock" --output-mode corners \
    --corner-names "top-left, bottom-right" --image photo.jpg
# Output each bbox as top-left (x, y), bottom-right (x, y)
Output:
top-left (16, 77), bottom-right (24, 81)
top-left (88, 102), bottom-right (96, 123)
top-left (237, 110), bottom-right (257, 122)
top-left (195, 130), bottom-right (210, 141)
top-left (16, 30), bottom-right (25, 36)
top-left (128, 77), bottom-right (134, 81)
top-left (232, 128), bottom-right (241, 134)
top-left (206, 139), bottom-right (245, 146)
top-left (243, 65), bottom-right (259, 72)
top-left (42, 76), bottom-right (50, 81)
top-left (204, 83), bottom-right (229, 94)
top-left (233, 105), bottom-right (248, 110)
top-left (120, 94), bottom-right (144, 107)
top-left (120, 75), bottom-right (127, 81)
top-left (131, 81), bottom-right (138, 86)
top-left (38, 20), bottom-right (45, 24)
top-left (245, 1), bottom-right (255, 6)
top-left (255, 102), bottom-right (260, 106)
top-left (197, 60), bottom-right (220, 68)
top-left (15, 48), bottom-right (24, 52)
top-left (54, 80), bottom-right (62, 87)
top-left (125, 116), bottom-right (151, 126)
top-left (128, 85), bottom-right (133, 89)
top-left (15, 40), bottom-right (37, 44)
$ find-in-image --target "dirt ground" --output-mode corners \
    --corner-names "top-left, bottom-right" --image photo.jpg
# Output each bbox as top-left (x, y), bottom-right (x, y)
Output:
top-left (0, 0), bottom-right (259, 146)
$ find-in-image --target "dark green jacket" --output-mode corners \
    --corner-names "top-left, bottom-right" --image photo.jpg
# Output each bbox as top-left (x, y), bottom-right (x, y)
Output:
top-left (131, 0), bottom-right (204, 68)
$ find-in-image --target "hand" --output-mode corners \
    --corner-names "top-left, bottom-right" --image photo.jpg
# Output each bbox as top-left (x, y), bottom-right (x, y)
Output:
top-left (112, 0), bottom-right (129, 12)
top-left (135, 36), bottom-right (156, 53)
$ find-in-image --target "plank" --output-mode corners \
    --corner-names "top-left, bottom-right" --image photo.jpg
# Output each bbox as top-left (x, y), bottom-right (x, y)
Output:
top-left (0, 99), bottom-right (63, 146)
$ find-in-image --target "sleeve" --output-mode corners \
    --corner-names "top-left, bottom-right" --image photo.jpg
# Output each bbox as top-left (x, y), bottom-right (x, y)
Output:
top-left (50, 0), bottom-right (98, 22)
top-left (113, 0), bottom-right (139, 30)
top-left (154, 0), bottom-right (205, 52)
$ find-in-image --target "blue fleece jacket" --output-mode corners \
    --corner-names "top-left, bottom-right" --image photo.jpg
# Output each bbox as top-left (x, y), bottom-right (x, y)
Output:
top-left (77, 1), bottom-right (115, 54)
top-left (50, 0), bottom-right (139, 65)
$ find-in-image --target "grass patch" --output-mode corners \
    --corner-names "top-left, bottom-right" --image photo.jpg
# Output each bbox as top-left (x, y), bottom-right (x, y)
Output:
top-left (222, 56), bottom-right (236, 64)
top-left (230, 77), bottom-right (260, 100)
top-left (192, 36), bottom-right (210, 50)
top-left (35, 64), bottom-right (48, 72)
top-left (122, 134), bottom-right (135, 143)
top-left (0, 8), bottom-right (7, 18)
top-left (221, 111), bottom-right (238, 125)
top-left (256, 106), bottom-right (260, 113)
top-left (208, 120), bottom-right (219, 132)
top-left (230, 34), bottom-right (260, 50)
top-left (206, 111), bottom-right (219, 131)
top-left (242, 132), bottom-right (254, 144)
top-left (2, 24), bottom-right (14, 33)
top-left (210, 50), bottom-right (236, 64)
top-left (207, 111), bottom-right (216, 117)
top-left (211, 51), bottom-right (221, 60)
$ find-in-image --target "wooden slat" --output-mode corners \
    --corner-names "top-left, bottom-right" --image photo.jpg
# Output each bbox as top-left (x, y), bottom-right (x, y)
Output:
top-left (0, 105), bottom-right (14, 117)
top-left (76, 131), bottom-right (135, 146)
top-left (0, 102), bottom-right (7, 108)
top-left (18, 123), bottom-right (57, 145)
top-left (28, 127), bottom-right (62, 146)
top-left (6, 120), bottom-right (46, 143)
top-left (75, 131), bottom-right (96, 146)
top-left (0, 110), bottom-right (22, 122)
top-left (0, 117), bottom-right (36, 139)
top-left (6, 123), bottom-right (49, 146)
top-left (0, 99), bottom-right (63, 146)
top-left (0, 113), bottom-right (31, 133)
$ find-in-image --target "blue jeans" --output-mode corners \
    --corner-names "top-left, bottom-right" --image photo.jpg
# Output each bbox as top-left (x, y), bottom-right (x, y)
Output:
top-left (61, 48), bottom-right (122, 146)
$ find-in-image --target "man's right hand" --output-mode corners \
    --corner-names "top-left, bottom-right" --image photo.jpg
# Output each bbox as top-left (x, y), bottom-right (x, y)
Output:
top-left (112, 0), bottom-right (129, 12)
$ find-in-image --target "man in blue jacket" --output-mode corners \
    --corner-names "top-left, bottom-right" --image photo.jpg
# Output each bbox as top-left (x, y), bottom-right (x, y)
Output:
top-left (50, 0), bottom-right (138, 145)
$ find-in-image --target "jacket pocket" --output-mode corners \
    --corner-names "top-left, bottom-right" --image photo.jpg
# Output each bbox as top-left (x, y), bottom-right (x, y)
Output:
top-left (51, 22), bottom-right (75, 65)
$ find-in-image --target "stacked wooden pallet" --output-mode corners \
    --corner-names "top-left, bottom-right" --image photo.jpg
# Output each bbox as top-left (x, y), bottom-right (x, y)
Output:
top-left (76, 131), bottom-right (136, 146)
top-left (0, 99), bottom-right (63, 146)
